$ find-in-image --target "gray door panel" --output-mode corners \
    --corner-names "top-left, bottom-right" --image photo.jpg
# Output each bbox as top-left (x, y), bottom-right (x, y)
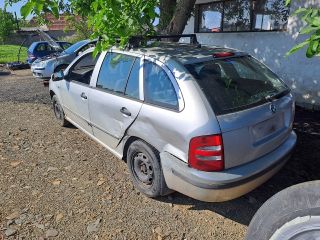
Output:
top-left (88, 89), bottom-right (143, 149)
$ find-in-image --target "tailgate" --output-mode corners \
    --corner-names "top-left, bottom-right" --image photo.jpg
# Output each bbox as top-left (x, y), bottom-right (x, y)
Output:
top-left (217, 94), bottom-right (294, 169)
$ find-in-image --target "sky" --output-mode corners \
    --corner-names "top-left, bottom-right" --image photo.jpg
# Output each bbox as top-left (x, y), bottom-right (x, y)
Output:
top-left (1, 0), bottom-right (159, 24)
top-left (1, 0), bottom-right (33, 19)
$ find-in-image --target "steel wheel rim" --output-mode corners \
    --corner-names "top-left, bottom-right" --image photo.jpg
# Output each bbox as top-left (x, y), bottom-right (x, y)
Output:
top-left (132, 152), bottom-right (154, 186)
top-left (270, 216), bottom-right (320, 240)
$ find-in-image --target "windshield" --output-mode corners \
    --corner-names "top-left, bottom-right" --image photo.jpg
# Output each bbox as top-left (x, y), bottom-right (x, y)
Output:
top-left (62, 40), bottom-right (89, 54)
top-left (185, 56), bottom-right (289, 115)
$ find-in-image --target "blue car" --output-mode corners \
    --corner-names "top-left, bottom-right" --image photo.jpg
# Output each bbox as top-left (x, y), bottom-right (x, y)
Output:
top-left (27, 41), bottom-right (71, 64)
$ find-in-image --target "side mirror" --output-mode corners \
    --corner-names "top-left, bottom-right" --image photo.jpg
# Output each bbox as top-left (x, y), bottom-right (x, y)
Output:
top-left (51, 70), bottom-right (64, 81)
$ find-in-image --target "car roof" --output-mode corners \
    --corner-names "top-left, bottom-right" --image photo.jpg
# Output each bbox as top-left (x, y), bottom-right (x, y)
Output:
top-left (32, 41), bottom-right (69, 44)
top-left (83, 42), bottom-right (247, 65)
top-left (114, 42), bottom-right (247, 65)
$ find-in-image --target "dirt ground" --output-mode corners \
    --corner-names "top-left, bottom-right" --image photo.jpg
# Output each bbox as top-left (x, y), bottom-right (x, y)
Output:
top-left (0, 69), bottom-right (319, 240)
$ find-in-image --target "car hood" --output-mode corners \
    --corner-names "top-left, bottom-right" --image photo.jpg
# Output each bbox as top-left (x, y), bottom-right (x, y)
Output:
top-left (37, 52), bottom-right (63, 62)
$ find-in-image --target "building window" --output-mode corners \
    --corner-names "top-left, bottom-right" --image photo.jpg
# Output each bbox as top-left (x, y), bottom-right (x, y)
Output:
top-left (199, 2), bottom-right (223, 32)
top-left (195, 0), bottom-right (289, 33)
top-left (253, 0), bottom-right (289, 31)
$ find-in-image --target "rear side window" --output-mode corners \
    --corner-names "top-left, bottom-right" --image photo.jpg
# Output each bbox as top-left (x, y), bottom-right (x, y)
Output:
top-left (144, 60), bottom-right (178, 110)
top-left (97, 53), bottom-right (135, 94)
top-left (125, 58), bottom-right (140, 100)
top-left (185, 56), bottom-right (289, 115)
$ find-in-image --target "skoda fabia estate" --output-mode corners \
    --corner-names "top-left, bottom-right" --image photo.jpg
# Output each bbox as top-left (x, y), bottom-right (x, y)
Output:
top-left (49, 42), bottom-right (296, 202)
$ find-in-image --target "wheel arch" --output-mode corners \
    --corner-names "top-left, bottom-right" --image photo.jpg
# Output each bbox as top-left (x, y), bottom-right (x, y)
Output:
top-left (49, 90), bottom-right (55, 99)
top-left (122, 136), bottom-right (159, 162)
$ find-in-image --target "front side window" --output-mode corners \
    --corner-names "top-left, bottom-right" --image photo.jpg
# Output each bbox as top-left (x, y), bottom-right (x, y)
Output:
top-left (196, 0), bottom-right (289, 33)
top-left (144, 60), bottom-right (178, 110)
top-left (68, 52), bottom-right (99, 84)
top-left (185, 56), bottom-right (289, 115)
top-left (96, 53), bottom-right (135, 94)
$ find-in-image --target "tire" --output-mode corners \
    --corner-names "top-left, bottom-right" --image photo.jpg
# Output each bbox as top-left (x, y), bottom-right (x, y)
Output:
top-left (127, 140), bottom-right (172, 198)
top-left (246, 181), bottom-right (320, 240)
top-left (52, 95), bottom-right (69, 127)
top-left (54, 64), bottom-right (68, 73)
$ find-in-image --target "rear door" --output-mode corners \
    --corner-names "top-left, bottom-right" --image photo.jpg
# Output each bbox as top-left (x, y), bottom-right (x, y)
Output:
top-left (88, 51), bottom-right (143, 149)
top-left (185, 55), bottom-right (294, 169)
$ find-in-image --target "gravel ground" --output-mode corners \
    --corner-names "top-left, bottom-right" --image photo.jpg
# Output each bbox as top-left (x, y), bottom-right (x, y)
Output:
top-left (0, 69), bottom-right (319, 240)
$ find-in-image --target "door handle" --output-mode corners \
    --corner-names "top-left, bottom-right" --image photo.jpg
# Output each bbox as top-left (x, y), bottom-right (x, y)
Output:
top-left (120, 107), bottom-right (131, 116)
top-left (80, 92), bottom-right (87, 99)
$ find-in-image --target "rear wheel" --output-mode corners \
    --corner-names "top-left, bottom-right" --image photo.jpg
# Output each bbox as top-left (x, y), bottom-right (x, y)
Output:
top-left (246, 181), bottom-right (320, 240)
top-left (52, 95), bottom-right (69, 127)
top-left (127, 140), bottom-right (171, 198)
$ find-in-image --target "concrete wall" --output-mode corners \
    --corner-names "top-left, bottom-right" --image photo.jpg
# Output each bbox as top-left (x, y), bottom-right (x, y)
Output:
top-left (183, 0), bottom-right (320, 109)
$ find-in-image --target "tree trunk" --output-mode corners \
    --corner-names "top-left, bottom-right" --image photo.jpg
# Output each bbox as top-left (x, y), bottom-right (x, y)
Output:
top-left (158, 0), bottom-right (177, 33)
top-left (165, 0), bottom-right (196, 37)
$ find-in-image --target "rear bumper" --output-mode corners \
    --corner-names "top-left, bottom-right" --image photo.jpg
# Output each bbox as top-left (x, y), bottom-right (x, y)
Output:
top-left (160, 131), bottom-right (297, 202)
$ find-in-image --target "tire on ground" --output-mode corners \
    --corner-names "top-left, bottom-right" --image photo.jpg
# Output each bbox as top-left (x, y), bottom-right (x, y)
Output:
top-left (52, 95), bottom-right (70, 127)
top-left (246, 180), bottom-right (320, 240)
top-left (127, 140), bottom-right (172, 198)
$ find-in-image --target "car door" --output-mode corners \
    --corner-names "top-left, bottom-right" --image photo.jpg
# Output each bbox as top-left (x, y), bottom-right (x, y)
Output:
top-left (59, 51), bottom-right (99, 134)
top-left (89, 51), bottom-right (143, 149)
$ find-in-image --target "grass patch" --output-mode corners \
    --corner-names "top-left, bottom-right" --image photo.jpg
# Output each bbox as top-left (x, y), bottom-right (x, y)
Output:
top-left (0, 45), bottom-right (28, 64)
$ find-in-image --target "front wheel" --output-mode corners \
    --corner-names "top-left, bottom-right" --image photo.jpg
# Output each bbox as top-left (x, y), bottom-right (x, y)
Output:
top-left (127, 140), bottom-right (172, 198)
top-left (52, 95), bottom-right (69, 127)
top-left (246, 181), bottom-right (320, 240)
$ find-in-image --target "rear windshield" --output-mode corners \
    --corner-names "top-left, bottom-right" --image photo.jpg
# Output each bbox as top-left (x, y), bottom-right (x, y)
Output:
top-left (185, 56), bottom-right (289, 115)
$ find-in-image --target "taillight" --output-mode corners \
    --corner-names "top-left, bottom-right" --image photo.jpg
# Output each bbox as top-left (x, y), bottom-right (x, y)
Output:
top-left (213, 52), bottom-right (235, 58)
top-left (189, 134), bottom-right (224, 172)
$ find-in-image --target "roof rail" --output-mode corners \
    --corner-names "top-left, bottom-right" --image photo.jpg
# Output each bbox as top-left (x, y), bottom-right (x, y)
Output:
top-left (128, 34), bottom-right (199, 48)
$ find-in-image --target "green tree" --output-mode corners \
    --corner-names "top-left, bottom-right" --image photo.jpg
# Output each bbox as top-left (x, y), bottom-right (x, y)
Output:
top-left (0, 9), bottom-right (16, 43)
top-left (5, 0), bottom-right (197, 52)
top-left (286, 0), bottom-right (320, 58)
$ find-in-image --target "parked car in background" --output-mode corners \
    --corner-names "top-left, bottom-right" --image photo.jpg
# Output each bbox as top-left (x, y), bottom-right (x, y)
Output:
top-left (31, 39), bottom-right (96, 79)
top-left (49, 38), bottom-right (296, 202)
top-left (27, 41), bottom-right (71, 64)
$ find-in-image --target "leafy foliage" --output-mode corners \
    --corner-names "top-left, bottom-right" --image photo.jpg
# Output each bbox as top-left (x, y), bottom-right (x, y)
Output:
top-left (5, 0), bottom-right (159, 53)
top-left (286, 1), bottom-right (320, 58)
top-left (0, 9), bottom-right (17, 43)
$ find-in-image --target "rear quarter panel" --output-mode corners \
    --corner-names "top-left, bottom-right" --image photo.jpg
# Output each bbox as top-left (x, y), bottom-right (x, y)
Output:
top-left (127, 58), bottom-right (221, 163)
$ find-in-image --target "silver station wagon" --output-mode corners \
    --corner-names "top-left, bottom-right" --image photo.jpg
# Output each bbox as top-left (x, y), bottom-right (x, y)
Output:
top-left (49, 37), bottom-right (296, 202)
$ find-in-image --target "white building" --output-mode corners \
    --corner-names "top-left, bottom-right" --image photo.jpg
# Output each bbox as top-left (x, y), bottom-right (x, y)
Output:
top-left (182, 0), bottom-right (320, 109)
